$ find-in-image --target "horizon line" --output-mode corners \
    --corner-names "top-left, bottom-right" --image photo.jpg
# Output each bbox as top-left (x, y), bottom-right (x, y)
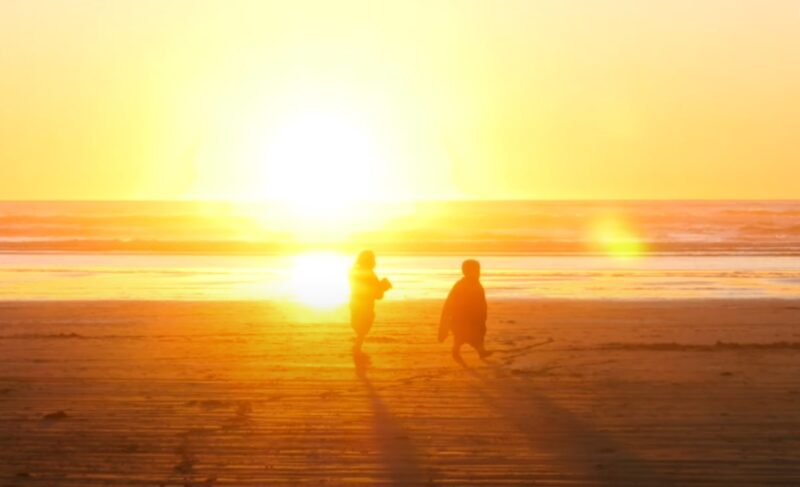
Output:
top-left (0, 198), bottom-right (799, 203)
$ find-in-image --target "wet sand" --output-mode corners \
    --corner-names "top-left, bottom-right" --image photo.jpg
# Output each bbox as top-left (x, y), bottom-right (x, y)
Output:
top-left (0, 299), bottom-right (799, 485)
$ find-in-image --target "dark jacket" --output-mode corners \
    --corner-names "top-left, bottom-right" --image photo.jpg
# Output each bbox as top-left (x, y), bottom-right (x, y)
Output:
top-left (439, 277), bottom-right (487, 343)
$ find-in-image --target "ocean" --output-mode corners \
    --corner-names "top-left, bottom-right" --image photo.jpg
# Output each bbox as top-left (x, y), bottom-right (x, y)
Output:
top-left (0, 200), bottom-right (798, 302)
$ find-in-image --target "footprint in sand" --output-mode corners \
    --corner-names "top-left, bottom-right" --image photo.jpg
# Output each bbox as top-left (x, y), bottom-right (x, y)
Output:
top-left (42, 410), bottom-right (68, 421)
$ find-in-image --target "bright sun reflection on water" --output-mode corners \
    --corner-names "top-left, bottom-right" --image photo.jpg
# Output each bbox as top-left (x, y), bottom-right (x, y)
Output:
top-left (289, 253), bottom-right (351, 308)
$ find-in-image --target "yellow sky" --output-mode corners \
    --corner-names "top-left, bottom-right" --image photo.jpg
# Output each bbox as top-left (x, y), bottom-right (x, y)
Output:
top-left (1, 0), bottom-right (799, 200)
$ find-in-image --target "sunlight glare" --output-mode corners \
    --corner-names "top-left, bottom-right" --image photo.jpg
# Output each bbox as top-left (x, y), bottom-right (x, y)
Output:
top-left (260, 107), bottom-right (384, 207)
top-left (289, 253), bottom-right (351, 308)
top-left (242, 104), bottom-right (397, 239)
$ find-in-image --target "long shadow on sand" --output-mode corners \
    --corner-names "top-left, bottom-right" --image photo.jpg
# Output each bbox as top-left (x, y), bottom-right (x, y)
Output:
top-left (354, 353), bottom-right (428, 486)
top-left (461, 362), bottom-right (678, 486)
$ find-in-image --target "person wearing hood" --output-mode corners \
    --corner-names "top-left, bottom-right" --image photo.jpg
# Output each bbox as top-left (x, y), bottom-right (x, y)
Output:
top-left (439, 259), bottom-right (492, 363)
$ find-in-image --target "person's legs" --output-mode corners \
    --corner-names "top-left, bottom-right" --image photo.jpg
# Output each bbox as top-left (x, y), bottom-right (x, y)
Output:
top-left (353, 333), bottom-right (366, 354)
top-left (351, 307), bottom-right (374, 354)
top-left (474, 321), bottom-right (492, 359)
top-left (350, 305), bottom-right (375, 353)
top-left (452, 338), bottom-right (465, 365)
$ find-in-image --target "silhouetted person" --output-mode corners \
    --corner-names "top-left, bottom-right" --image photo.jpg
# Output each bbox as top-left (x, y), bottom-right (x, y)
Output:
top-left (350, 250), bottom-right (392, 355)
top-left (439, 259), bottom-right (492, 363)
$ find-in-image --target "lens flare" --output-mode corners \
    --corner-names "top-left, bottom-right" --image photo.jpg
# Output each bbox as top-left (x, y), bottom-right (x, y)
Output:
top-left (592, 217), bottom-right (645, 258)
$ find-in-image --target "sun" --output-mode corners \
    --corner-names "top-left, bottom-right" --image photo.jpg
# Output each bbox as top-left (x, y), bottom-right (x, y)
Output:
top-left (239, 104), bottom-right (396, 239)
top-left (258, 107), bottom-right (385, 210)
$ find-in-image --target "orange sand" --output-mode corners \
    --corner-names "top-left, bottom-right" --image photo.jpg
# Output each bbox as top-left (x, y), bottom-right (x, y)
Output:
top-left (0, 299), bottom-right (799, 485)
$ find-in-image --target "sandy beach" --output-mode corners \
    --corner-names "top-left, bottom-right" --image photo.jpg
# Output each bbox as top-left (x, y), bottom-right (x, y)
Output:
top-left (0, 299), bottom-right (798, 485)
